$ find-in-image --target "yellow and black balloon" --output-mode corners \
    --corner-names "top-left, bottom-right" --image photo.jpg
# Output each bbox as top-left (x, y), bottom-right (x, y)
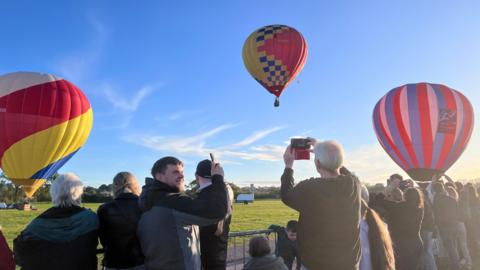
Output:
top-left (0, 72), bottom-right (93, 198)
top-left (243, 25), bottom-right (308, 107)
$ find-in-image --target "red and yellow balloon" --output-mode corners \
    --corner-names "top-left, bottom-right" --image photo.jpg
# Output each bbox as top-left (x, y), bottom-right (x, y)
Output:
top-left (243, 25), bottom-right (308, 107)
top-left (0, 72), bottom-right (93, 198)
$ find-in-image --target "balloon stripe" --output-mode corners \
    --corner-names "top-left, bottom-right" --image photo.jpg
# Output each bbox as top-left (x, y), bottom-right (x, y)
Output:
top-left (393, 87), bottom-right (419, 167)
top-left (31, 150), bottom-right (78, 179)
top-left (443, 91), bottom-right (466, 169)
top-left (417, 83), bottom-right (433, 167)
top-left (448, 93), bottom-right (474, 169)
top-left (0, 72), bottom-right (62, 98)
top-left (0, 80), bottom-right (90, 159)
top-left (1, 109), bottom-right (92, 179)
top-left (435, 85), bottom-right (457, 169)
top-left (430, 84), bottom-right (446, 169)
top-left (399, 87), bottom-right (412, 141)
top-left (373, 101), bottom-right (407, 169)
top-left (406, 84), bottom-right (423, 168)
top-left (386, 90), bottom-right (413, 168)
top-left (426, 84), bottom-right (439, 143)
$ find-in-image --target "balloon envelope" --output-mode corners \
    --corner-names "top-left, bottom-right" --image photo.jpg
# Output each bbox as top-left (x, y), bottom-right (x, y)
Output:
top-left (0, 72), bottom-right (93, 197)
top-left (373, 83), bottom-right (474, 181)
top-left (242, 25), bottom-right (307, 105)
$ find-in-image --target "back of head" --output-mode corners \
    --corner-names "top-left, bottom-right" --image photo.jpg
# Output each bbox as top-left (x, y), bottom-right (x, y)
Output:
top-left (446, 186), bottom-right (459, 201)
top-left (313, 140), bottom-right (344, 171)
top-left (286, 220), bottom-right (297, 233)
top-left (112, 172), bottom-right (140, 198)
top-left (196, 159), bottom-right (212, 179)
top-left (389, 174), bottom-right (403, 182)
top-left (50, 173), bottom-right (84, 207)
top-left (404, 187), bottom-right (423, 209)
top-left (249, 236), bottom-right (271, 257)
top-left (455, 181), bottom-right (464, 191)
top-left (151, 156), bottom-right (183, 177)
top-left (432, 182), bottom-right (445, 195)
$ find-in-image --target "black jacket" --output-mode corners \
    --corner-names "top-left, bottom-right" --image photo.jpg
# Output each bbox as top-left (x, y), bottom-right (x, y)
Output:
top-left (268, 225), bottom-right (301, 270)
top-left (13, 206), bottom-right (98, 270)
top-left (281, 168), bottom-right (361, 270)
top-left (98, 193), bottom-right (144, 268)
top-left (433, 193), bottom-right (459, 229)
top-left (138, 176), bottom-right (228, 270)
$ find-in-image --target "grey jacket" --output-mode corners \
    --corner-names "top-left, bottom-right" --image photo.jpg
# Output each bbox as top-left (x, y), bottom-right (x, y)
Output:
top-left (243, 255), bottom-right (289, 270)
top-left (138, 175), bottom-right (228, 270)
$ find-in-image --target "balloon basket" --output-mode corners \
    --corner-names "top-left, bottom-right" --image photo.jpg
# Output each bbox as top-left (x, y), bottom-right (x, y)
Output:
top-left (274, 97), bottom-right (280, 107)
top-left (18, 202), bottom-right (31, 211)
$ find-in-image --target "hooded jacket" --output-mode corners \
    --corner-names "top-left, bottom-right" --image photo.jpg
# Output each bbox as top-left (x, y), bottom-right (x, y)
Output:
top-left (243, 255), bottom-right (289, 270)
top-left (138, 175), bottom-right (228, 270)
top-left (13, 206), bottom-right (99, 270)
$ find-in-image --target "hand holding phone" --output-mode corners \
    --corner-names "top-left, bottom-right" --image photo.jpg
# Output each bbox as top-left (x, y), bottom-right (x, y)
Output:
top-left (290, 138), bottom-right (311, 160)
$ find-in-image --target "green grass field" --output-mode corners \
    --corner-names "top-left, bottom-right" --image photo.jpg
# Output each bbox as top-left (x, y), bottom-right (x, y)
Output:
top-left (0, 200), bottom-right (298, 250)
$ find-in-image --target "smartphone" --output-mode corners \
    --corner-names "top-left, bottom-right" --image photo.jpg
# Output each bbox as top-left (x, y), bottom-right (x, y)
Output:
top-left (209, 153), bottom-right (216, 163)
top-left (290, 138), bottom-right (311, 160)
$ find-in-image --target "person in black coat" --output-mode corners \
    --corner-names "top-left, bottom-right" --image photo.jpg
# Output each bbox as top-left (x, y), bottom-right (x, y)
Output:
top-left (14, 173), bottom-right (99, 270)
top-left (268, 221), bottom-right (301, 270)
top-left (97, 172), bottom-right (144, 269)
top-left (374, 187), bottom-right (424, 270)
top-left (195, 159), bottom-right (234, 270)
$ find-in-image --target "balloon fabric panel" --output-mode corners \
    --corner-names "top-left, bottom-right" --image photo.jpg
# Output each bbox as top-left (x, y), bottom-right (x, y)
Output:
top-left (373, 83), bottom-right (474, 181)
top-left (0, 72), bottom-right (93, 197)
top-left (243, 25), bottom-right (307, 97)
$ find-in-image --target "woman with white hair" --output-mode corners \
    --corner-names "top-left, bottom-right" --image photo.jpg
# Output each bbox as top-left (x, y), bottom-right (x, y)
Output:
top-left (13, 173), bottom-right (99, 270)
top-left (97, 172), bottom-right (144, 270)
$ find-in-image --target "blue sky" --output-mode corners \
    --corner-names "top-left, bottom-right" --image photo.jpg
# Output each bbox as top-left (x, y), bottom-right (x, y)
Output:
top-left (1, 1), bottom-right (480, 187)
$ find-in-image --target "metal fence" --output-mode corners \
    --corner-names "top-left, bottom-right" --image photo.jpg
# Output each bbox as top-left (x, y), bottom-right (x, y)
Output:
top-left (226, 229), bottom-right (276, 270)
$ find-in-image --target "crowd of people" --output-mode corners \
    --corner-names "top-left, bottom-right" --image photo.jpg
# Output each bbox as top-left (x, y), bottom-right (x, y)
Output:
top-left (0, 137), bottom-right (479, 270)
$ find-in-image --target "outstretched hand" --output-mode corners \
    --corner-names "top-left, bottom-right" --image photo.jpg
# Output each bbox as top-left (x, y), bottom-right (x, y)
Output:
top-left (211, 162), bottom-right (224, 177)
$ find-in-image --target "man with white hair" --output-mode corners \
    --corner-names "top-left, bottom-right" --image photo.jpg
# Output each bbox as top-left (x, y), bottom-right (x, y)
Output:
top-left (281, 139), bottom-right (361, 270)
top-left (14, 173), bottom-right (99, 270)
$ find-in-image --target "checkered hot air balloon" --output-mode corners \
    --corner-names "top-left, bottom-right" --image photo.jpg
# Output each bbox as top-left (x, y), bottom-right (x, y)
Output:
top-left (0, 72), bottom-right (93, 198)
top-left (373, 83), bottom-right (474, 181)
top-left (243, 25), bottom-right (308, 107)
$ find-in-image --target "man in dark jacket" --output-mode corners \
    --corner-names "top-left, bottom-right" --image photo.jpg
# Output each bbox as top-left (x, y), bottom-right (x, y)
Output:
top-left (281, 139), bottom-right (361, 270)
top-left (138, 156), bottom-right (228, 270)
top-left (195, 159), bottom-right (234, 270)
top-left (268, 221), bottom-right (301, 270)
top-left (13, 173), bottom-right (98, 270)
top-left (98, 172), bottom-right (144, 269)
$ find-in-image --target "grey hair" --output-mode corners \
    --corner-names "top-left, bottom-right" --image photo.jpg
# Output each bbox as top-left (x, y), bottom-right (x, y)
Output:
top-left (50, 173), bottom-right (84, 207)
top-left (313, 140), bottom-right (344, 171)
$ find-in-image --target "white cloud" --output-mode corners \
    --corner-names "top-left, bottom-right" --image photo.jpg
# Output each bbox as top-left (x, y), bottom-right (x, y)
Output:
top-left (124, 125), bottom-right (286, 162)
top-left (102, 83), bottom-right (161, 112)
top-left (228, 126), bottom-right (286, 148)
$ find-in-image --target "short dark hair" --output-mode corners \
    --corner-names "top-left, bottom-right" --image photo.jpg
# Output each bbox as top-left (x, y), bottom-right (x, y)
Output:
top-left (432, 182), bottom-right (445, 194)
top-left (151, 156), bottom-right (183, 177)
top-left (389, 174), bottom-right (403, 181)
top-left (249, 236), bottom-right (271, 257)
top-left (286, 220), bottom-right (297, 232)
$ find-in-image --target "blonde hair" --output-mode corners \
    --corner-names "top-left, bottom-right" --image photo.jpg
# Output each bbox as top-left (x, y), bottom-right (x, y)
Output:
top-left (112, 172), bottom-right (140, 198)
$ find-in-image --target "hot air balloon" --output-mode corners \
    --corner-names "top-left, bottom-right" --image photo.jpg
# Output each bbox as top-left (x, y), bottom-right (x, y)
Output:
top-left (373, 83), bottom-right (474, 181)
top-left (0, 72), bottom-right (93, 198)
top-left (243, 24), bottom-right (308, 107)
